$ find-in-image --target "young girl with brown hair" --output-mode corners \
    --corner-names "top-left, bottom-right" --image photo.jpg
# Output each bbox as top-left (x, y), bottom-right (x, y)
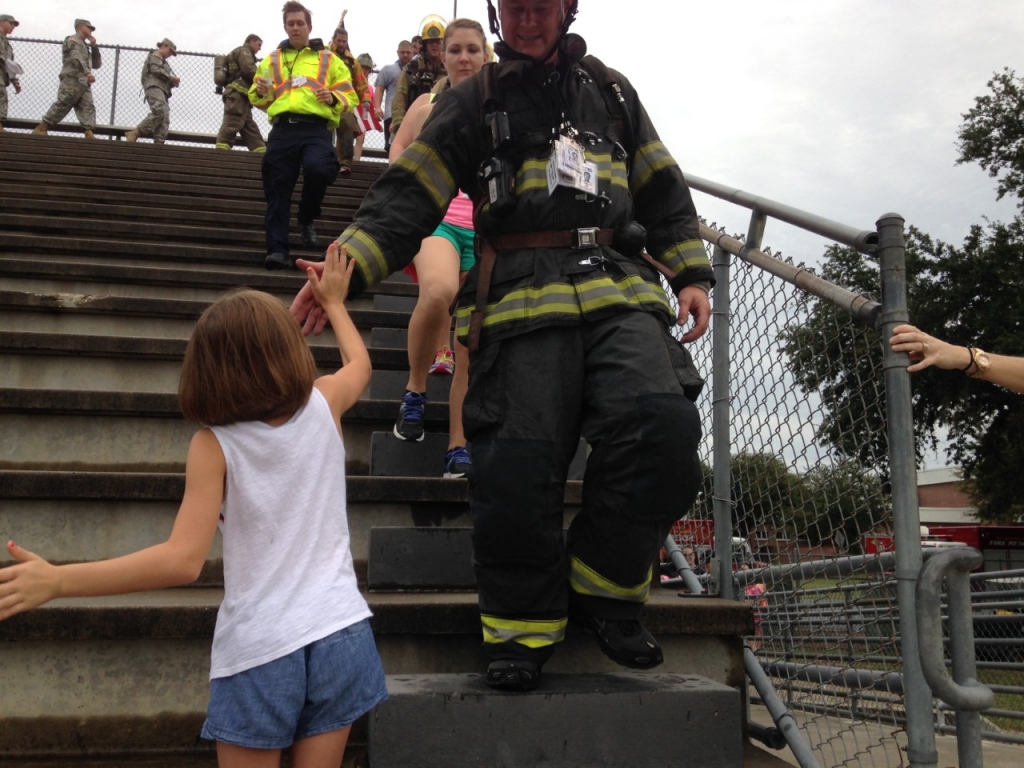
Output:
top-left (0, 245), bottom-right (386, 768)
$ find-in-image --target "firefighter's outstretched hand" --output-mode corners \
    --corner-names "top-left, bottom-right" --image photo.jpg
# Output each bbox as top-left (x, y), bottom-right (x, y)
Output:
top-left (677, 285), bottom-right (710, 343)
top-left (291, 260), bottom-right (329, 336)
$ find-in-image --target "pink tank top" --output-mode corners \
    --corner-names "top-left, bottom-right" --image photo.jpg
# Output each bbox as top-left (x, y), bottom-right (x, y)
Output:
top-left (444, 191), bottom-right (474, 230)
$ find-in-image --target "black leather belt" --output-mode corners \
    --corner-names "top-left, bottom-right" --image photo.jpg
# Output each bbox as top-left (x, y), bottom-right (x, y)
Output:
top-left (275, 113), bottom-right (328, 127)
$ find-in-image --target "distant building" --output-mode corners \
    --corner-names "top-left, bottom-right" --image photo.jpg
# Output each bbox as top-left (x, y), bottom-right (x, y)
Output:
top-left (918, 466), bottom-right (977, 526)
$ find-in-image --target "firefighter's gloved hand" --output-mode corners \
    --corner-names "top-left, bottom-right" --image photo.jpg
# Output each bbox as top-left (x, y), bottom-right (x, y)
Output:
top-left (676, 284), bottom-right (710, 344)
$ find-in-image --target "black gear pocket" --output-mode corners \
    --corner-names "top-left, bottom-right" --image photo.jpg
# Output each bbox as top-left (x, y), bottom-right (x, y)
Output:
top-left (663, 331), bottom-right (705, 402)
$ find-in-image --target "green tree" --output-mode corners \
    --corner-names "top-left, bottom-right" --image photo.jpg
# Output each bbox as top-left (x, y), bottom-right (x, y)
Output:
top-left (802, 463), bottom-right (890, 553)
top-left (956, 68), bottom-right (1024, 211)
top-left (781, 221), bottom-right (1024, 522)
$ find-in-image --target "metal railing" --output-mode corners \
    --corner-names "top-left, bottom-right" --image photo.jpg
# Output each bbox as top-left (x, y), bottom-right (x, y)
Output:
top-left (3, 36), bottom-right (388, 154)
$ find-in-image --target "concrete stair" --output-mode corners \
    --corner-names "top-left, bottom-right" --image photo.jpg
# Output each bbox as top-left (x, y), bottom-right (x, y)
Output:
top-left (0, 131), bottom-right (772, 766)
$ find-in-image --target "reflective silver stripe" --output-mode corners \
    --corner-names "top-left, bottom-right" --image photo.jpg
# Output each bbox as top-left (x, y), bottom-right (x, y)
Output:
top-left (339, 229), bottom-right (388, 288)
top-left (658, 239), bottom-right (710, 276)
top-left (630, 141), bottom-right (676, 195)
top-left (394, 140), bottom-right (457, 212)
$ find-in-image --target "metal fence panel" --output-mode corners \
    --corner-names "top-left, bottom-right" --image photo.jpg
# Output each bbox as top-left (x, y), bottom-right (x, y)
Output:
top-left (5, 37), bottom-right (387, 152)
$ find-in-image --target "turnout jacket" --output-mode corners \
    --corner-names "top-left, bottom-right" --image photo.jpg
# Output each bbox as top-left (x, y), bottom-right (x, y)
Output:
top-left (391, 54), bottom-right (446, 128)
top-left (249, 40), bottom-right (356, 130)
top-left (59, 34), bottom-right (101, 84)
top-left (226, 44), bottom-right (259, 95)
top-left (337, 41), bottom-right (713, 348)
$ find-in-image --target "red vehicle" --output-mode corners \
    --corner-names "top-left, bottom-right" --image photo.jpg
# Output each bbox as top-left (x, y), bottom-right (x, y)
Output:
top-left (669, 519), bottom-right (757, 569)
top-left (864, 525), bottom-right (1024, 572)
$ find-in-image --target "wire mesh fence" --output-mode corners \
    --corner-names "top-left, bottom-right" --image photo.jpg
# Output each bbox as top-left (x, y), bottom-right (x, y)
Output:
top-left (669, 227), bottom-right (1024, 762)
top-left (3, 37), bottom-right (388, 153)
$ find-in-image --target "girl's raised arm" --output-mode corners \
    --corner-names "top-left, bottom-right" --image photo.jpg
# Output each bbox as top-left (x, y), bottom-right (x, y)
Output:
top-left (0, 429), bottom-right (225, 621)
top-left (308, 243), bottom-right (373, 422)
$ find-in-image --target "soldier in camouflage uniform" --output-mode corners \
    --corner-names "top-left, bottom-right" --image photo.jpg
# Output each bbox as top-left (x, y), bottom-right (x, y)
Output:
top-left (126, 39), bottom-right (179, 145)
top-left (215, 34), bottom-right (265, 152)
top-left (34, 18), bottom-right (102, 138)
top-left (390, 19), bottom-right (445, 133)
top-left (0, 14), bottom-right (22, 132)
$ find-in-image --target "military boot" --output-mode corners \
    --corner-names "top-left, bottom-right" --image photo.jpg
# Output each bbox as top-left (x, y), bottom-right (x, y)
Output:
top-left (125, 129), bottom-right (140, 143)
top-left (32, 122), bottom-right (49, 135)
top-left (84, 130), bottom-right (96, 139)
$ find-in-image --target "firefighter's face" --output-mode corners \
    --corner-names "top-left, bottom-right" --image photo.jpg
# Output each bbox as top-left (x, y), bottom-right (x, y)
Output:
top-left (423, 38), bottom-right (442, 62)
top-left (248, 39), bottom-right (263, 54)
top-left (500, 0), bottom-right (568, 60)
top-left (333, 32), bottom-right (349, 52)
top-left (284, 12), bottom-right (311, 48)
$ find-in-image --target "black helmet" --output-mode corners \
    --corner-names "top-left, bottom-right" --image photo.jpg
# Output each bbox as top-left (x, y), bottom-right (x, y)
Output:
top-left (485, 0), bottom-right (579, 62)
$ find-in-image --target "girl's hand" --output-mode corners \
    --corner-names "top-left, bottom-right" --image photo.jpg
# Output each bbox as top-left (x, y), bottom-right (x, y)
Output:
top-left (0, 541), bottom-right (61, 621)
top-left (306, 243), bottom-right (354, 311)
top-left (888, 323), bottom-right (971, 373)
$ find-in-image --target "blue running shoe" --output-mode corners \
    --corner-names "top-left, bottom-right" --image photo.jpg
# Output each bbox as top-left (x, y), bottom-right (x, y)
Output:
top-left (443, 445), bottom-right (472, 478)
top-left (394, 390), bottom-right (427, 441)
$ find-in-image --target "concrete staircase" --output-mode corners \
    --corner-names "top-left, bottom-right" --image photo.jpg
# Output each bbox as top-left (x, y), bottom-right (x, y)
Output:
top-left (0, 131), bottom-right (784, 767)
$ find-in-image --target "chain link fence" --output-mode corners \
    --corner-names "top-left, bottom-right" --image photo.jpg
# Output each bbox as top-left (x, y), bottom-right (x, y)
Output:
top-left (668, 221), bottom-right (1024, 764)
top-left (3, 37), bottom-right (388, 153)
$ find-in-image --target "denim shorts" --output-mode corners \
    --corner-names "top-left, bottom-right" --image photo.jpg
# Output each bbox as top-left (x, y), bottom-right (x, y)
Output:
top-left (431, 221), bottom-right (477, 272)
top-left (200, 619), bottom-right (388, 749)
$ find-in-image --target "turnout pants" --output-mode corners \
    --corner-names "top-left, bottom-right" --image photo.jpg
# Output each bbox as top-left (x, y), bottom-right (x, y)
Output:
top-left (41, 76), bottom-right (96, 130)
top-left (261, 118), bottom-right (339, 256)
top-left (216, 89), bottom-right (265, 150)
top-left (464, 310), bottom-right (704, 664)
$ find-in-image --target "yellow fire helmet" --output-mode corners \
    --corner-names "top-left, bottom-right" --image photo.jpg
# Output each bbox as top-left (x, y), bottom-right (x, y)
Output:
top-left (419, 14), bottom-right (446, 42)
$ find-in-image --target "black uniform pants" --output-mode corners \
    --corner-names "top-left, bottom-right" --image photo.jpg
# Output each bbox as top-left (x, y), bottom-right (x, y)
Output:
top-left (464, 310), bottom-right (704, 663)
top-left (261, 118), bottom-right (339, 256)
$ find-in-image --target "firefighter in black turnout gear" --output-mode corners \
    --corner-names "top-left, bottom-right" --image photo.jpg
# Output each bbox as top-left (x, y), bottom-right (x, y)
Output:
top-left (293, 0), bottom-right (712, 692)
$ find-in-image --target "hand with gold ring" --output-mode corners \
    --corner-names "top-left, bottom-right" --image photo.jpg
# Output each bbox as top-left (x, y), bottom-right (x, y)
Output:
top-left (888, 324), bottom-right (970, 373)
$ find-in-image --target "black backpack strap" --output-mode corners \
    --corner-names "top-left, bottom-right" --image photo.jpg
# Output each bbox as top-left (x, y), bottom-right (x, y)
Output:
top-left (579, 54), bottom-right (635, 168)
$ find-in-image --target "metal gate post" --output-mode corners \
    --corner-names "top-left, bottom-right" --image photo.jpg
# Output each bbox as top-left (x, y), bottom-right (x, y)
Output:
top-left (109, 45), bottom-right (121, 130)
top-left (711, 243), bottom-right (734, 600)
top-left (876, 212), bottom-right (937, 768)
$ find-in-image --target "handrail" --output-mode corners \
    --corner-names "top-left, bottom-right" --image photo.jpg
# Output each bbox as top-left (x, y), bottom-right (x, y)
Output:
top-left (686, 173), bottom-right (879, 254)
top-left (744, 646), bottom-right (824, 768)
top-left (698, 224), bottom-right (881, 327)
top-left (662, 535), bottom-right (704, 595)
top-left (916, 547), bottom-right (995, 712)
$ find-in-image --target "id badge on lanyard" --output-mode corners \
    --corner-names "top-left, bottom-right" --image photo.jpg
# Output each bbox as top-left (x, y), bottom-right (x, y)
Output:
top-left (546, 134), bottom-right (598, 196)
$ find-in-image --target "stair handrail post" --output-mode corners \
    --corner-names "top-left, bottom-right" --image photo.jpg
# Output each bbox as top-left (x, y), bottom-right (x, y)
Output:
top-left (916, 546), bottom-right (994, 768)
top-left (711, 241), bottom-right (734, 600)
top-left (876, 212), bottom-right (937, 768)
top-left (109, 45), bottom-right (121, 132)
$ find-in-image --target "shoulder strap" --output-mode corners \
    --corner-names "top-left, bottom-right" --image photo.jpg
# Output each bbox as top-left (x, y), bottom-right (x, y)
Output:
top-left (579, 54), bottom-right (634, 165)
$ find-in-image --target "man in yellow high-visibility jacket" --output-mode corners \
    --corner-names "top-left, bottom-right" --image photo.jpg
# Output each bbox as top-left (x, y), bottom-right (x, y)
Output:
top-left (249, 1), bottom-right (357, 270)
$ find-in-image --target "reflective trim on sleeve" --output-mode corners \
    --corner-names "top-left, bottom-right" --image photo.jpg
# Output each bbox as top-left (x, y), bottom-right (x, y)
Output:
top-left (317, 50), bottom-right (331, 83)
top-left (394, 140), bottom-right (457, 212)
top-left (658, 239), bottom-right (711, 277)
top-left (481, 614), bottom-right (567, 648)
top-left (269, 50), bottom-right (283, 86)
top-left (630, 140), bottom-right (676, 195)
top-left (570, 556), bottom-right (651, 603)
top-left (339, 229), bottom-right (389, 288)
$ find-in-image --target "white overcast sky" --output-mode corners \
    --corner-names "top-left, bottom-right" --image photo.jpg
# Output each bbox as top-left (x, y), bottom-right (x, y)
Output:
top-left (12, 0), bottom-right (1024, 263)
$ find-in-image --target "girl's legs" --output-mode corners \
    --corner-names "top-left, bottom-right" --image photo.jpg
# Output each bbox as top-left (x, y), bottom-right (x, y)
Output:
top-left (216, 742), bottom-right (281, 768)
top-left (291, 725), bottom-right (353, 768)
top-left (405, 236), bottom-right (460, 394)
top-left (215, 725), bottom-right (351, 768)
top-left (449, 338), bottom-right (469, 450)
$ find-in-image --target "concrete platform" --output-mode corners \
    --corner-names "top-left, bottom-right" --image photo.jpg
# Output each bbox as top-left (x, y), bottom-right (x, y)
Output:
top-left (371, 672), bottom-right (742, 768)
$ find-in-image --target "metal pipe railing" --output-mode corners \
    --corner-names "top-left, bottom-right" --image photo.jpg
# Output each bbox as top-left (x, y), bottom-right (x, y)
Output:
top-left (744, 646), bottom-right (824, 768)
top-left (687, 173), bottom-right (879, 254)
top-left (711, 243), bottom-right (734, 600)
top-left (662, 535), bottom-right (704, 595)
top-left (917, 547), bottom-right (995, 768)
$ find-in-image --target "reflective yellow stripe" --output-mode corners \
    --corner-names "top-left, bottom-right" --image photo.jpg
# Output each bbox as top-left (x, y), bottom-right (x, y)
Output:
top-left (630, 140), bottom-right (676, 195)
top-left (455, 274), bottom-right (671, 332)
top-left (481, 614), bottom-right (567, 648)
top-left (270, 50), bottom-right (283, 85)
top-left (339, 229), bottom-right (388, 288)
top-left (658, 239), bottom-right (710, 276)
top-left (570, 556), bottom-right (651, 603)
top-left (394, 140), bottom-right (456, 212)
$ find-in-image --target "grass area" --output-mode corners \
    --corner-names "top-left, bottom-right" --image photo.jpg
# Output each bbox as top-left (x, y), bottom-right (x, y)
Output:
top-left (978, 668), bottom-right (1024, 734)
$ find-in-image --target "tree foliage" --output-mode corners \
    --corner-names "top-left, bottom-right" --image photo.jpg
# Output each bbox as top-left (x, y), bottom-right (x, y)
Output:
top-left (956, 68), bottom-right (1024, 211)
top-left (781, 222), bottom-right (1024, 522)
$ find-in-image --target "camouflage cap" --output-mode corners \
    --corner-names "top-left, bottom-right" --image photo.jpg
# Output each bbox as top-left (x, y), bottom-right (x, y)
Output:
top-left (0, 14), bottom-right (19, 26)
top-left (74, 19), bottom-right (96, 31)
top-left (157, 38), bottom-right (177, 55)
top-left (356, 53), bottom-right (375, 71)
